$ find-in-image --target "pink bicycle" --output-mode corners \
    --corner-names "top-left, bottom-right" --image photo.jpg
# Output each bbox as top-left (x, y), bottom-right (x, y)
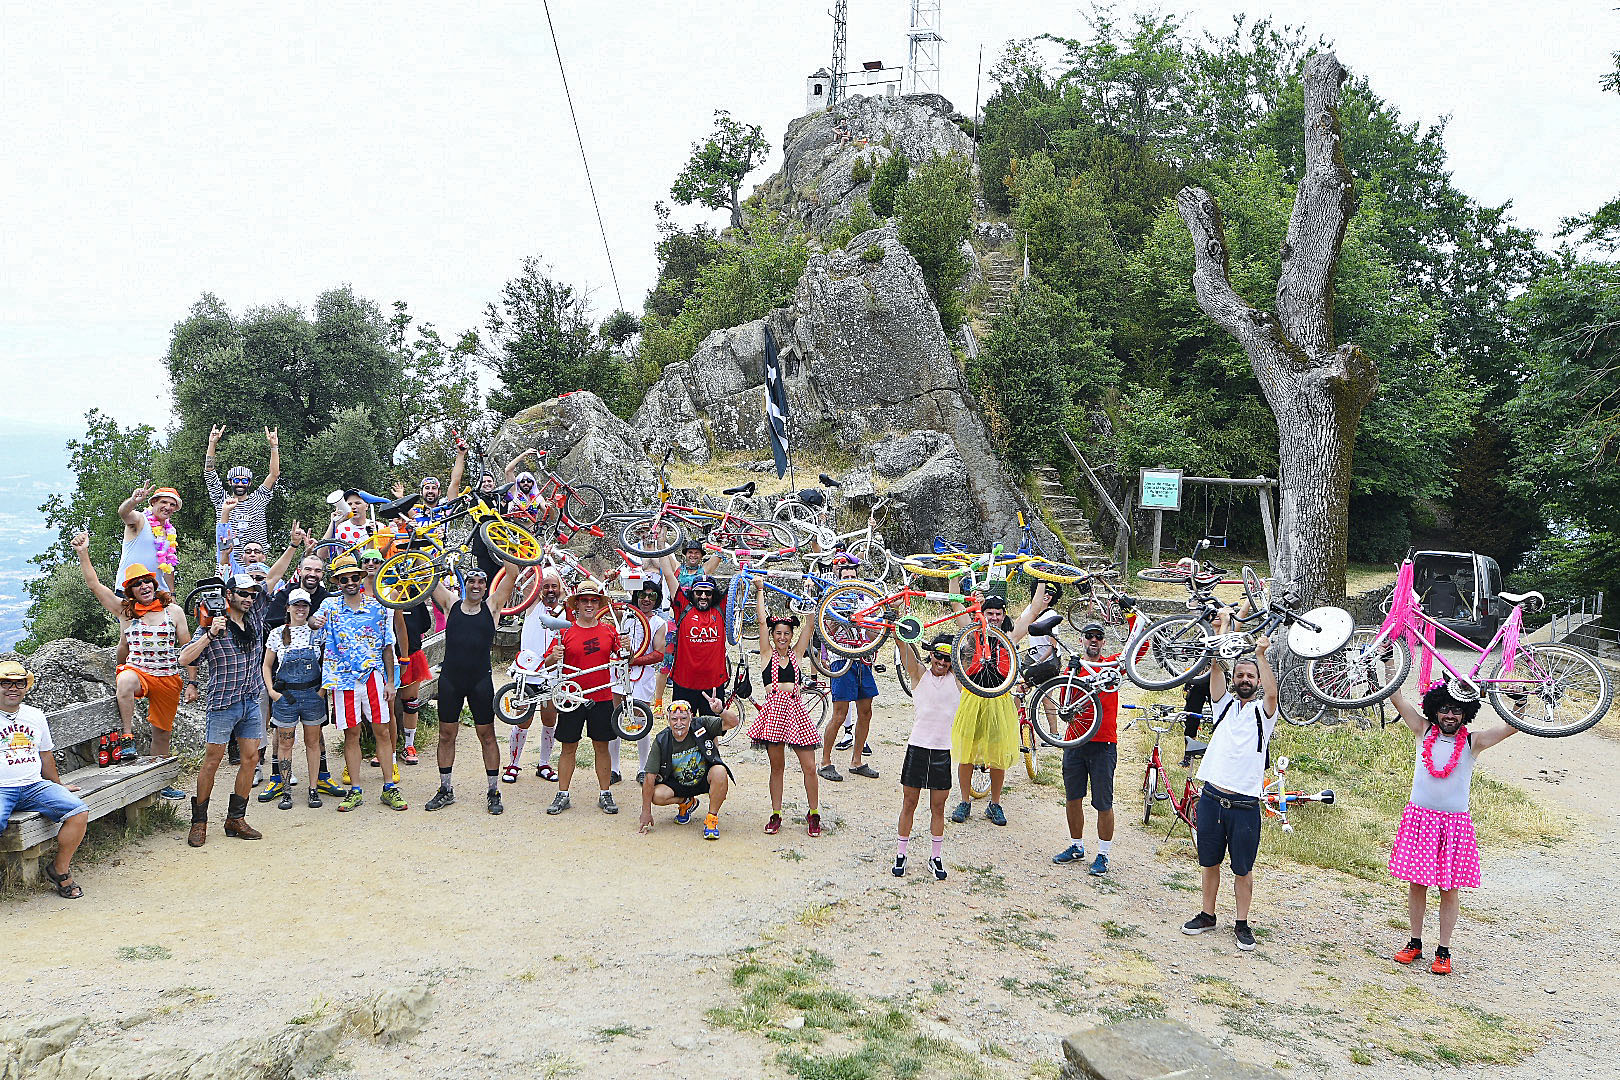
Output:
top-left (1304, 558), bottom-right (1613, 737)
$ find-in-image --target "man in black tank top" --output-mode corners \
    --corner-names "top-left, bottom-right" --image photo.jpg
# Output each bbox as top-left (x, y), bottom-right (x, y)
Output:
top-left (424, 563), bottom-right (521, 814)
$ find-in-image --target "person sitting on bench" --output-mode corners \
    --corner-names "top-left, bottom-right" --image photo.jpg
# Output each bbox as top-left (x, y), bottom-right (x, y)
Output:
top-left (0, 660), bottom-right (89, 899)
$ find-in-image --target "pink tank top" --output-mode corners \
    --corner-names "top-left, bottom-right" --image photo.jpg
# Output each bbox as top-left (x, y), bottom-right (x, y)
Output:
top-left (907, 671), bottom-right (959, 751)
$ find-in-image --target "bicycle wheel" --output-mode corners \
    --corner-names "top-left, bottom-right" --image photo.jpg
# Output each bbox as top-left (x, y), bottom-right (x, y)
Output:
top-left (950, 624), bottom-right (1019, 698)
top-left (1020, 719), bottom-right (1039, 780)
top-left (1304, 628), bottom-right (1409, 708)
top-left (1136, 566), bottom-right (1193, 583)
top-left (1026, 673), bottom-right (1103, 748)
top-left (1278, 665), bottom-right (1327, 727)
top-left (1024, 558), bottom-right (1088, 585)
top-left (495, 682), bottom-right (536, 724)
top-left (809, 635), bottom-right (854, 679)
top-left (773, 500), bottom-right (820, 537)
top-left (718, 697), bottom-right (754, 746)
top-left (311, 538), bottom-right (350, 562)
top-left (1242, 565), bottom-right (1269, 612)
top-left (498, 565), bottom-right (541, 617)
top-left (1141, 766), bottom-right (1157, 825)
top-left (1123, 614), bottom-right (1213, 691)
top-left (799, 683), bottom-right (830, 731)
top-left (606, 601), bottom-right (652, 662)
top-left (478, 519), bottom-right (544, 566)
top-left (969, 765), bottom-right (992, 799)
top-left (815, 581), bottom-right (891, 659)
top-left (562, 483), bottom-right (607, 527)
top-left (375, 550), bottom-right (439, 610)
top-left (844, 538), bottom-right (892, 582)
top-left (900, 553), bottom-right (967, 579)
top-left (619, 514), bottom-right (684, 558)
top-left (724, 575), bottom-right (751, 647)
top-left (1487, 643), bottom-right (1614, 737)
top-left (613, 699), bottom-right (654, 741)
top-left (893, 640), bottom-right (914, 696)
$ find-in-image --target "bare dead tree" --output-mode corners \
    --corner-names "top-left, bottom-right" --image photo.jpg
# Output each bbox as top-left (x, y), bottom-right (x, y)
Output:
top-left (1175, 52), bottom-right (1378, 606)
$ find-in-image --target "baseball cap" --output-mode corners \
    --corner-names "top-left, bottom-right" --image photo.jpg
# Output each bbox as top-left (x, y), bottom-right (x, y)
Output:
top-left (229, 573), bottom-right (262, 591)
top-left (288, 589), bottom-right (313, 606)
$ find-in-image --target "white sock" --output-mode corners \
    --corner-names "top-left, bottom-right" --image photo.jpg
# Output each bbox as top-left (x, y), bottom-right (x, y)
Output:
top-left (509, 725), bottom-right (529, 766)
top-left (1097, 839), bottom-right (1112, 856)
top-left (404, 727), bottom-right (416, 749)
top-left (1070, 837), bottom-right (1085, 849)
top-left (600, 789), bottom-right (611, 798)
top-left (609, 739), bottom-right (621, 773)
top-left (538, 724), bottom-right (555, 764)
top-left (636, 735), bottom-right (651, 770)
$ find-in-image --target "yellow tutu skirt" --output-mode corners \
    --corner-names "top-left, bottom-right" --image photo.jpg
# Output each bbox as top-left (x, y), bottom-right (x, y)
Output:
top-left (951, 692), bottom-right (1017, 771)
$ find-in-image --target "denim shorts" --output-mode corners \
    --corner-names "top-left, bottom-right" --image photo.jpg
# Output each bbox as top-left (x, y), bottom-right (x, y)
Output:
top-left (206, 697), bottom-right (265, 744)
top-left (829, 662), bottom-right (879, 702)
top-left (0, 780), bottom-right (88, 830)
top-left (1196, 785), bottom-right (1262, 876)
top-left (270, 686), bottom-right (327, 728)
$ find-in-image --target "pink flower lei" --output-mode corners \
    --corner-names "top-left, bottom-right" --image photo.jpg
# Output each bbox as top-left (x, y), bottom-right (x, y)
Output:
top-left (1421, 723), bottom-right (1468, 779)
top-left (147, 510), bottom-right (178, 573)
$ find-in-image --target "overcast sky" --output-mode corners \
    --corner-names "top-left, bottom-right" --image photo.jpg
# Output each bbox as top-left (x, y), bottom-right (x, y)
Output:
top-left (4, 1), bottom-right (1617, 432)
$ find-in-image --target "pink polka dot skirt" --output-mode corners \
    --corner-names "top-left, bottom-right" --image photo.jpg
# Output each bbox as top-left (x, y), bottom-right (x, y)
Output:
top-left (1389, 802), bottom-right (1481, 890)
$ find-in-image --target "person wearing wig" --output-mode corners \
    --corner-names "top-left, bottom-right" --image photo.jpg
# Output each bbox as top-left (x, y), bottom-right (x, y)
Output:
top-left (745, 586), bottom-right (822, 836)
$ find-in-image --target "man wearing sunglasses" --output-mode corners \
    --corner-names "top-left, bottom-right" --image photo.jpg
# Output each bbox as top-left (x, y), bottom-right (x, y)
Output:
top-left (204, 424), bottom-right (281, 552)
top-left (1053, 621), bottom-right (1121, 876)
top-left (0, 660), bottom-right (91, 898)
top-left (312, 554), bottom-right (401, 812)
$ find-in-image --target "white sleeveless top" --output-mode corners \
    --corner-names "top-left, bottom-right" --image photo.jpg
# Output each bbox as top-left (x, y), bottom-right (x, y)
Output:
top-left (1409, 729), bottom-right (1474, 813)
top-left (908, 671), bottom-right (959, 750)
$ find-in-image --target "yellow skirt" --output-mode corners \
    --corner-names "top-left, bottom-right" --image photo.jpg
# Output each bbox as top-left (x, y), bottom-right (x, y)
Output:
top-left (951, 692), bottom-right (1017, 771)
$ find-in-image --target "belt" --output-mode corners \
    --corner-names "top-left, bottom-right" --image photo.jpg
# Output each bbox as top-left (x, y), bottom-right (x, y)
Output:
top-left (276, 679), bottom-right (320, 691)
top-left (1204, 787), bottom-right (1258, 810)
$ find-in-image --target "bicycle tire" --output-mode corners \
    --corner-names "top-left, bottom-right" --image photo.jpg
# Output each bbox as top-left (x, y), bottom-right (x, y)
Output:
top-left (1487, 642), bottom-right (1614, 738)
top-left (1020, 720), bottom-right (1039, 780)
top-left (563, 483), bottom-right (607, 527)
top-left (773, 500), bottom-right (821, 537)
top-left (1304, 629), bottom-right (1409, 708)
top-left (497, 565), bottom-right (542, 617)
top-left (619, 514), bottom-right (684, 558)
top-left (310, 538), bottom-right (350, 561)
top-left (1024, 558), bottom-right (1089, 585)
top-left (951, 624), bottom-right (1019, 699)
top-left (1141, 766), bottom-right (1156, 825)
top-left (495, 682), bottom-right (536, 724)
top-left (969, 765), bottom-right (992, 799)
top-left (815, 581), bottom-right (891, 659)
top-left (1026, 673), bottom-right (1103, 748)
top-left (375, 550), bottom-right (439, 610)
top-left (900, 553), bottom-right (967, 579)
top-left (478, 519), bottom-right (544, 567)
top-left (1242, 565), bottom-right (1269, 612)
top-left (1123, 614), bottom-right (1214, 691)
top-left (844, 538), bottom-right (892, 582)
top-left (893, 640), bottom-right (914, 697)
top-left (809, 635), bottom-right (854, 680)
top-left (1136, 566), bottom-right (1193, 583)
top-left (607, 601), bottom-right (652, 663)
top-left (799, 683), bottom-right (830, 731)
top-left (718, 697), bottom-right (754, 746)
top-left (612, 699), bottom-right (654, 742)
top-left (724, 575), bottom-right (750, 647)
top-left (1278, 665), bottom-right (1327, 727)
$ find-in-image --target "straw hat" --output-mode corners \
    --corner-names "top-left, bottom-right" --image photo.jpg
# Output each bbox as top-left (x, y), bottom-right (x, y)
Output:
top-left (565, 578), bottom-right (610, 614)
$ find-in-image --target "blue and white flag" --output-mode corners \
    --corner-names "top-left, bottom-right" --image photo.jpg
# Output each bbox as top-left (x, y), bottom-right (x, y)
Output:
top-left (763, 324), bottom-right (791, 479)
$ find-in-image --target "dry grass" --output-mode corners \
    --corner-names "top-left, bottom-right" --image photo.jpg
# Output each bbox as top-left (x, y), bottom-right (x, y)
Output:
top-left (1349, 984), bottom-right (1546, 1066)
top-left (1124, 551), bottom-right (1396, 602)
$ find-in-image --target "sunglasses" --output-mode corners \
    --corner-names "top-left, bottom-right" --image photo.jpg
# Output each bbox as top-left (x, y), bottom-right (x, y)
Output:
top-left (0, 678), bottom-right (27, 689)
top-left (229, 588), bottom-right (258, 597)
top-left (1083, 632), bottom-right (1106, 641)
top-left (129, 577), bottom-right (157, 588)
top-left (334, 574), bottom-right (366, 585)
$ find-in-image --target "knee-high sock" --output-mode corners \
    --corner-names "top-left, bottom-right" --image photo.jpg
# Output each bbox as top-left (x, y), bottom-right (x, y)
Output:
top-left (508, 725), bottom-right (529, 766)
top-left (538, 723), bottom-right (555, 766)
top-left (609, 738), bottom-right (621, 773)
top-left (636, 733), bottom-right (651, 770)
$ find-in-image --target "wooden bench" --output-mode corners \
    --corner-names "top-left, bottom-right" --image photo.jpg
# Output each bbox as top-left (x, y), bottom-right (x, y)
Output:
top-left (1, 696), bottom-right (181, 887)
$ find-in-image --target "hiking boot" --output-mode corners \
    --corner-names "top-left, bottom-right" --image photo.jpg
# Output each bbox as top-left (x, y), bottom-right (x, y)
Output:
top-left (338, 789), bottom-right (364, 812)
top-left (599, 792), bottom-right (620, 815)
top-left (675, 798), bottom-right (698, 824)
top-left (402, 746), bottom-right (419, 765)
top-left (849, 763), bottom-right (879, 779)
top-left (806, 811), bottom-right (823, 837)
top-left (892, 854), bottom-right (907, 877)
top-left (1183, 912), bottom-right (1217, 935)
top-left (380, 786), bottom-right (407, 811)
top-left (764, 813), bottom-right (782, 835)
top-left (929, 857), bottom-right (947, 880)
top-left (257, 776), bottom-right (288, 803)
top-left (317, 777), bottom-right (346, 797)
top-left (985, 802), bottom-right (1007, 826)
top-left (308, 788), bottom-right (323, 809)
top-left (949, 801), bottom-right (970, 824)
top-left (487, 791), bottom-right (504, 815)
top-left (425, 788), bottom-right (456, 812)
top-left (1053, 843), bottom-right (1086, 864)
top-left (1394, 940), bottom-right (1423, 965)
top-left (1234, 922), bottom-right (1256, 952)
top-left (1088, 854), bottom-right (1110, 876)
top-left (703, 813), bottom-right (720, 840)
top-left (547, 792), bottom-right (571, 815)
top-left (817, 764), bottom-right (844, 782)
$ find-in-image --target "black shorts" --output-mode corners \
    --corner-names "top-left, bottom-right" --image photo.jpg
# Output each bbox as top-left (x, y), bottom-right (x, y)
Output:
top-left (899, 745), bottom-right (952, 791)
top-left (1195, 785), bottom-right (1262, 876)
top-left (438, 673), bottom-right (495, 727)
top-left (1062, 741), bottom-right (1117, 810)
top-left (657, 774), bottom-right (711, 799)
top-left (672, 681), bottom-right (725, 717)
top-left (556, 698), bottom-right (615, 744)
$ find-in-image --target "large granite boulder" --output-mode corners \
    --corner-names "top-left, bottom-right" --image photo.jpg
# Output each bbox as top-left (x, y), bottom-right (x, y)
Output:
top-left (2, 639), bottom-right (115, 711)
top-left (484, 391), bottom-right (657, 512)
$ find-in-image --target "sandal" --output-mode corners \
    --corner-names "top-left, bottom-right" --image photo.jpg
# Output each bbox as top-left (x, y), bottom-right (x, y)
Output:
top-left (501, 764), bottom-right (520, 784)
top-left (46, 865), bottom-right (84, 900)
top-left (536, 764), bottom-right (558, 782)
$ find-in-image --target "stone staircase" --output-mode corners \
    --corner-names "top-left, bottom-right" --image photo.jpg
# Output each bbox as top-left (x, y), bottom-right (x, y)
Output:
top-left (979, 250), bottom-right (1021, 321)
top-left (1033, 464), bottom-right (1114, 570)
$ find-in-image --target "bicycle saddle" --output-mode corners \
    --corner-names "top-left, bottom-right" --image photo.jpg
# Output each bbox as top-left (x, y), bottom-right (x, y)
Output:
top-left (819, 474), bottom-right (841, 487)
top-left (1029, 611), bottom-right (1064, 637)
top-left (798, 488), bottom-right (825, 506)
top-left (1184, 738), bottom-right (1209, 757)
top-left (377, 492), bottom-right (422, 520)
top-left (723, 481), bottom-right (756, 497)
top-left (1495, 590), bottom-right (1542, 605)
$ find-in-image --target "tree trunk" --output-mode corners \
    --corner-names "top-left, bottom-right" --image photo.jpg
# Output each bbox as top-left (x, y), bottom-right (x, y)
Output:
top-left (1174, 52), bottom-right (1377, 608)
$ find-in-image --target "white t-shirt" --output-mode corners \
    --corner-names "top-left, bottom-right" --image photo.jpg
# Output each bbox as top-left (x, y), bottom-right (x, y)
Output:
top-left (907, 670), bottom-right (959, 751)
top-left (267, 624), bottom-right (319, 658)
top-left (0, 704), bottom-right (53, 788)
top-left (1195, 692), bottom-right (1278, 798)
top-left (628, 612), bottom-right (669, 702)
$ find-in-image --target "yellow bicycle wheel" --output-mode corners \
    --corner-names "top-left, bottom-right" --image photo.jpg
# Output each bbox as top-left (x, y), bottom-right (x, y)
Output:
top-left (900, 553), bottom-right (970, 578)
top-left (1024, 558), bottom-right (1090, 585)
top-left (375, 550), bottom-right (439, 610)
top-left (478, 518), bottom-right (544, 566)
top-left (1020, 719), bottom-right (1039, 780)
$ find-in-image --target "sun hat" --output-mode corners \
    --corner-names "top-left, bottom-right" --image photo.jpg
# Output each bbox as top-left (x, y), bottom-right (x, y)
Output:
top-left (149, 487), bottom-right (183, 508)
top-left (122, 563), bottom-right (157, 586)
top-left (0, 659), bottom-right (35, 692)
top-left (566, 578), bottom-right (610, 613)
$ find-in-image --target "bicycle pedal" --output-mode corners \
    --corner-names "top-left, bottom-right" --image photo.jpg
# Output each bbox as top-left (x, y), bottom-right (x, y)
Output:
top-left (1153, 792), bottom-right (1170, 801)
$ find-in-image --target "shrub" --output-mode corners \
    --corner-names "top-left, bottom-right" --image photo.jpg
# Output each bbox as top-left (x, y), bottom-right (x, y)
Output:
top-left (867, 151), bottom-right (910, 217)
top-left (850, 155), bottom-right (872, 185)
top-left (861, 244), bottom-right (884, 264)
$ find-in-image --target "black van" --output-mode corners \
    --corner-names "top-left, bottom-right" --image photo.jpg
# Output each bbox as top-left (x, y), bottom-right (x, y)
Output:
top-left (1410, 550), bottom-right (1505, 647)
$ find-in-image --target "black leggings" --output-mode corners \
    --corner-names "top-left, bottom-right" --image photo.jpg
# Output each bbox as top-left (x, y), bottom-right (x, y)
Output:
top-left (439, 673), bottom-right (495, 726)
top-left (1184, 672), bottom-right (1212, 739)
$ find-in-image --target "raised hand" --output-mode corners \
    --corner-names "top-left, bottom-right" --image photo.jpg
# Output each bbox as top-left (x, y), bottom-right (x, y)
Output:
top-left (392, 480), bottom-right (406, 499)
top-left (265, 426), bottom-right (278, 448)
top-left (222, 496), bottom-right (240, 513)
top-left (71, 532), bottom-right (89, 553)
top-left (1254, 633), bottom-right (1271, 656)
top-left (131, 484), bottom-right (151, 504)
top-left (208, 425), bottom-right (225, 448)
top-left (289, 520), bottom-right (307, 547)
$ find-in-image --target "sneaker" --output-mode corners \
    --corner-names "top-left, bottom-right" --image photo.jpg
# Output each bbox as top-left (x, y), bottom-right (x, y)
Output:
top-left (1088, 854), bottom-right (1110, 876)
top-left (425, 788), bottom-right (456, 812)
top-left (117, 736), bottom-right (139, 763)
top-left (949, 801), bottom-right (970, 824)
top-left (338, 789), bottom-right (364, 812)
top-left (547, 792), bottom-right (571, 815)
top-left (1431, 953), bottom-right (1452, 976)
top-left (257, 777), bottom-right (288, 803)
top-left (599, 792), bottom-right (619, 815)
top-left (1179, 754), bottom-right (1193, 768)
top-left (675, 798), bottom-right (698, 824)
top-left (380, 786), bottom-right (408, 811)
top-left (1053, 844), bottom-right (1086, 864)
top-left (487, 791), bottom-right (504, 816)
top-left (1234, 923), bottom-right (1256, 951)
top-left (849, 763), bottom-right (879, 779)
top-left (764, 813), bottom-right (782, 835)
top-left (892, 854), bottom-right (907, 877)
top-left (835, 726), bottom-right (854, 750)
top-left (369, 756), bottom-right (380, 768)
top-left (318, 777), bottom-right (346, 796)
top-left (818, 764), bottom-right (844, 782)
top-left (863, 743), bottom-right (873, 756)
top-left (985, 802), bottom-right (1007, 826)
top-left (308, 788), bottom-right (323, 809)
top-left (277, 789), bottom-right (293, 811)
top-left (158, 786), bottom-right (187, 801)
top-left (403, 746), bottom-right (419, 765)
top-left (253, 761), bottom-right (264, 786)
top-left (611, 771), bottom-right (623, 786)
top-left (807, 811), bottom-right (823, 837)
top-left (929, 857), bottom-right (947, 880)
top-left (1183, 912), bottom-right (1217, 935)
top-left (703, 813), bottom-right (720, 840)
top-left (636, 771), bottom-right (646, 784)
top-left (1394, 941), bottom-right (1423, 965)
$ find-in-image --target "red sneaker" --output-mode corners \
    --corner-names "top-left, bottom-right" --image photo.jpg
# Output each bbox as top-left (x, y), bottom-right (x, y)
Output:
top-left (764, 813), bottom-right (782, 835)
top-left (1430, 954), bottom-right (1452, 976)
top-left (807, 812), bottom-right (823, 838)
top-left (402, 746), bottom-right (419, 765)
top-left (1394, 943), bottom-right (1423, 965)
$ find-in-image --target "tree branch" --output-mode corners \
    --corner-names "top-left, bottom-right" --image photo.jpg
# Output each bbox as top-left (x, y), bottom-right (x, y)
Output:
top-left (1276, 52), bottom-right (1355, 358)
top-left (1174, 186), bottom-right (1298, 375)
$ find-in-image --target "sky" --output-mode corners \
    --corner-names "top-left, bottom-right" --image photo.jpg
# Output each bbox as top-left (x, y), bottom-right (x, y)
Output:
top-left (4, 1), bottom-right (1617, 433)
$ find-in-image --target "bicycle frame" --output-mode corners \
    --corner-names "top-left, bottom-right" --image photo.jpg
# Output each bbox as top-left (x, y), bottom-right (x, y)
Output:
top-left (1378, 561), bottom-right (1529, 694)
top-left (1123, 703), bottom-right (1207, 840)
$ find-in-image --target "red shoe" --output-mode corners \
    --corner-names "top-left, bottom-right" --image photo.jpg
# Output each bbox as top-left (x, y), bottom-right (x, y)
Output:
top-left (1394, 943), bottom-right (1423, 965)
top-left (1430, 954), bottom-right (1452, 975)
top-left (807, 812), bottom-right (822, 838)
top-left (402, 746), bottom-right (419, 765)
top-left (764, 813), bottom-right (782, 835)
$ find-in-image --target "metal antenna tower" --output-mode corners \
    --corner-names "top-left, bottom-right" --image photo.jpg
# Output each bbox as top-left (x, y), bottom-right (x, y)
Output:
top-left (905, 0), bottom-right (943, 95)
top-left (830, 0), bottom-right (848, 107)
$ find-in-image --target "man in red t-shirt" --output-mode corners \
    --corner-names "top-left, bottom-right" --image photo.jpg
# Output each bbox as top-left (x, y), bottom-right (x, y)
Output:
top-left (544, 579), bottom-right (624, 816)
top-left (1054, 622), bottom-right (1120, 876)
top-left (655, 558), bottom-right (730, 717)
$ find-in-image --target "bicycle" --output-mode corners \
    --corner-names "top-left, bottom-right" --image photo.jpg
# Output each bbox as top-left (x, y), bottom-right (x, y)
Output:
top-left (510, 448), bottom-right (607, 529)
top-left (774, 476), bottom-right (898, 581)
top-left (1303, 556), bottom-right (1614, 737)
top-left (494, 649), bottom-right (653, 741)
top-left (372, 489), bottom-right (545, 612)
top-left (1015, 611), bottom-right (1135, 755)
top-left (1260, 755), bottom-right (1335, 832)
top-left (1121, 703), bottom-right (1209, 839)
top-left (616, 450), bottom-right (799, 558)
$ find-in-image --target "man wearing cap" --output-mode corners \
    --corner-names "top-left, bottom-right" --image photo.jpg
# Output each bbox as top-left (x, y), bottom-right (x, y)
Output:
top-left (177, 570), bottom-right (273, 846)
top-left (638, 697), bottom-right (736, 839)
top-left (622, 581), bottom-right (668, 782)
top-left (116, 484), bottom-right (182, 593)
top-left (311, 554), bottom-right (402, 812)
top-left (1052, 619), bottom-right (1122, 875)
top-left (71, 533), bottom-right (195, 792)
top-left (402, 442), bottom-right (468, 533)
top-left (262, 553), bottom-right (344, 801)
top-left (204, 424), bottom-right (281, 551)
top-left (544, 579), bottom-right (625, 816)
top-left (819, 557), bottom-right (880, 783)
top-left (653, 553), bottom-right (730, 718)
top-left (513, 568), bottom-right (568, 782)
top-left (0, 660), bottom-right (91, 898)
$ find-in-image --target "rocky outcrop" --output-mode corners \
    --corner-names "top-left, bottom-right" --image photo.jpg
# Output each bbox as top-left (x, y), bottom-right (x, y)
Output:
top-left (5, 639), bottom-right (116, 711)
top-left (757, 93), bottom-right (977, 233)
top-left (484, 391), bottom-right (658, 512)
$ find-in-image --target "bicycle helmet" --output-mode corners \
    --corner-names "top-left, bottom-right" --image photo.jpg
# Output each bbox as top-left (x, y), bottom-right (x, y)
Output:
top-left (682, 539), bottom-right (705, 554)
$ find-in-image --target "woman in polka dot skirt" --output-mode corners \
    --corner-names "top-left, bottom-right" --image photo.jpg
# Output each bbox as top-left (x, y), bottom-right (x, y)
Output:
top-left (1384, 676), bottom-right (1518, 975)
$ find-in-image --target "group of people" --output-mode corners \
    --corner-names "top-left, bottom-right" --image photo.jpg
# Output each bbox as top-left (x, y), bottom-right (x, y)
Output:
top-left (1, 433), bottom-right (1515, 975)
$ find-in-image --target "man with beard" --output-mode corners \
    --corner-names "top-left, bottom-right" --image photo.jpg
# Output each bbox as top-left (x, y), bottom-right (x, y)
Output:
top-left (312, 554), bottom-right (402, 812)
top-left (425, 564), bottom-right (521, 815)
top-left (513, 568), bottom-right (567, 782)
top-left (1052, 619), bottom-right (1120, 875)
top-left (1182, 610), bottom-right (1278, 952)
top-left (116, 484), bottom-right (182, 593)
top-left (654, 554), bottom-right (729, 718)
top-left (544, 579), bottom-right (625, 816)
top-left (204, 424), bottom-right (281, 552)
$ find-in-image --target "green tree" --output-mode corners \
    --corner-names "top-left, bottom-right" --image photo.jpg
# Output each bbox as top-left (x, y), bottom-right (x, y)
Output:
top-left (866, 150), bottom-right (911, 218)
top-left (670, 109), bottom-right (770, 229)
top-left (379, 301), bottom-right (482, 472)
top-left (896, 153), bottom-right (974, 332)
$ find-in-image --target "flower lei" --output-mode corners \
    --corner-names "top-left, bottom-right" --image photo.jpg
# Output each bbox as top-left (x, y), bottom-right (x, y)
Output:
top-left (147, 511), bottom-right (178, 574)
top-left (1421, 723), bottom-right (1468, 779)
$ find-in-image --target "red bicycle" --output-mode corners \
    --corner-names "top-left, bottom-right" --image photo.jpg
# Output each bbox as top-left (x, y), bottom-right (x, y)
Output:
top-left (1122, 703), bottom-right (1209, 838)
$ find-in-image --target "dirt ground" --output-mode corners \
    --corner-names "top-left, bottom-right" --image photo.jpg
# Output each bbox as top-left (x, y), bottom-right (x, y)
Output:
top-left (6, 662), bottom-right (1617, 1080)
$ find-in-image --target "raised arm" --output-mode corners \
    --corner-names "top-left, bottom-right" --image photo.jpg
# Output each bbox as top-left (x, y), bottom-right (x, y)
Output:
top-left (71, 533), bottom-right (122, 616)
top-left (505, 448), bottom-right (535, 481)
top-left (1208, 610), bottom-right (1229, 701)
top-left (119, 484), bottom-right (150, 527)
top-left (262, 427), bottom-right (281, 490)
top-left (489, 560), bottom-right (522, 612)
top-left (898, 639), bottom-right (923, 685)
top-left (793, 609), bottom-right (815, 659)
top-left (1009, 582), bottom-right (1054, 644)
top-left (446, 442), bottom-right (468, 499)
top-left (203, 424), bottom-right (225, 501)
top-left (1255, 634), bottom-right (1278, 716)
top-left (266, 522), bottom-right (306, 585)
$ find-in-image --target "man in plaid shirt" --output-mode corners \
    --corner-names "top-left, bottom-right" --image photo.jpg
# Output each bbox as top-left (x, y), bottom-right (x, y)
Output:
top-left (178, 572), bottom-right (271, 847)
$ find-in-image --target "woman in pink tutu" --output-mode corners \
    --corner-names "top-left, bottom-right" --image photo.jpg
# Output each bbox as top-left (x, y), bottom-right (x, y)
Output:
top-left (1384, 678), bottom-right (1518, 975)
top-left (746, 588), bottom-right (822, 837)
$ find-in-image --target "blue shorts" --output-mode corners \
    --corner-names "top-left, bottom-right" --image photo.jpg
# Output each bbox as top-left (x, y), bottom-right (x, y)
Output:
top-left (1196, 785), bottom-right (1262, 877)
top-left (270, 687), bottom-right (327, 728)
top-left (0, 780), bottom-right (88, 830)
top-left (829, 662), bottom-right (879, 702)
top-left (206, 697), bottom-right (265, 745)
